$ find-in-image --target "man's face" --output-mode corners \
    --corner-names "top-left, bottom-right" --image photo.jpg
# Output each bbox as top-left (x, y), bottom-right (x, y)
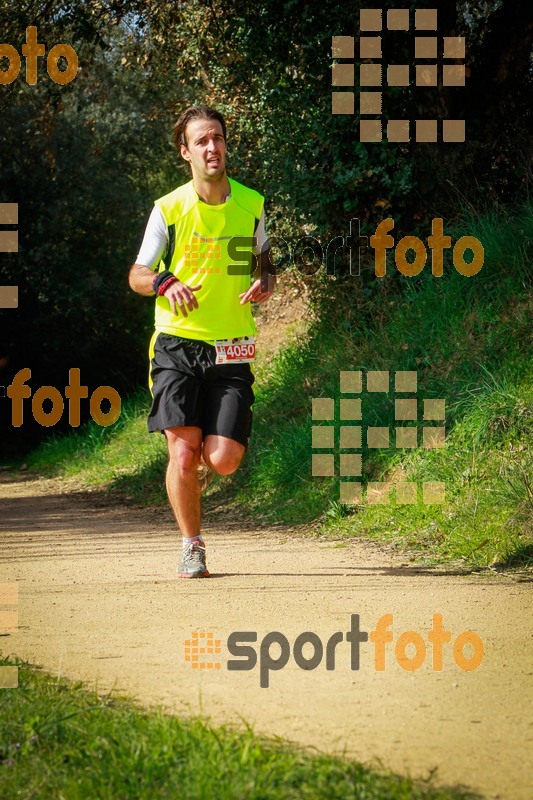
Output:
top-left (180, 118), bottom-right (227, 181)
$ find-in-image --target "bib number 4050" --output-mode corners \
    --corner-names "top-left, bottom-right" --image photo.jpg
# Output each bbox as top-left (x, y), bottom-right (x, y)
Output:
top-left (215, 337), bottom-right (256, 365)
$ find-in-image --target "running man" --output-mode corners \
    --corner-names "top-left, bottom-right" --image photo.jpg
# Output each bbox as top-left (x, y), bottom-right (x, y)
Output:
top-left (129, 105), bottom-right (274, 578)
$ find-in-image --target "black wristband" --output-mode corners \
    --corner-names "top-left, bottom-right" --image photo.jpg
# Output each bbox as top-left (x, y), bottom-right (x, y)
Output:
top-left (152, 270), bottom-right (175, 293)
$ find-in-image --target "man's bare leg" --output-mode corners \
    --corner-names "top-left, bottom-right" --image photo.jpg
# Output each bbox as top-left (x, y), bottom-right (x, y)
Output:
top-left (166, 428), bottom-right (246, 577)
top-left (164, 426), bottom-right (203, 537)
top-left (164, 429), bottom-right (245, 532)
top-left (203, 434), bottom-right (245, 475)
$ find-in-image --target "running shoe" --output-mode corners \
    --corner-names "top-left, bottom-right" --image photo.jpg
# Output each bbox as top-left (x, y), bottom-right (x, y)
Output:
top-left (177, 540), bottom-right (210, 579)
top-left (197, 463), bottom-right (214, 492)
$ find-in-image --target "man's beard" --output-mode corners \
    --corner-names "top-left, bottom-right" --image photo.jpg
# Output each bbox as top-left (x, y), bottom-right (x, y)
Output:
top-left (205, 165), bottom-right (226, 182)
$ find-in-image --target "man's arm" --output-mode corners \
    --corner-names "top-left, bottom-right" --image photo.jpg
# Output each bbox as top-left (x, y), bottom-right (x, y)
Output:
top-left (239, 207), bottom-right (276, 304)
top-left (239, 248), bottom-right (276, 304)
top-left (129, 206), bottom-right (167, 295)
top-left (128, 207), bottom-right (201, 316)
top-left (129, 263), bottom-right (156, 296)
top-left (128, 262), bottom-right (202, 316)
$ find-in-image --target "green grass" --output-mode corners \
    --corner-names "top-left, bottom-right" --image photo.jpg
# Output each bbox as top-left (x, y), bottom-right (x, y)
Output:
top-left (0, 658), bottom-right (481, 800)
top-left (22, 206), bottom-right (533, 567)
top-left (25, 389), bottom-right (169, 505)
top-left (230, 206), bottom-right (532, 566)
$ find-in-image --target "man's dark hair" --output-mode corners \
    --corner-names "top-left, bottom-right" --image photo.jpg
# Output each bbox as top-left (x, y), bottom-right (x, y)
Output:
top-left (173, 105), bottom-right (227, 150)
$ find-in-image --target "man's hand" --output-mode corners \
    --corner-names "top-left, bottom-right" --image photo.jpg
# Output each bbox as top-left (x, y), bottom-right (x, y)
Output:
top-left (239, 274), bottom-right (276, 305)
top-left (164, 281), bottom-right (202, 317)
top-left (128, 264), bottom-right (201, 315)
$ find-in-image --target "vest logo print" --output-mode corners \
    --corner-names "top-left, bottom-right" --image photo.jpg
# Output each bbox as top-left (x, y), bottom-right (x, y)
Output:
top-left (184, 232), bottom-right (232, 273)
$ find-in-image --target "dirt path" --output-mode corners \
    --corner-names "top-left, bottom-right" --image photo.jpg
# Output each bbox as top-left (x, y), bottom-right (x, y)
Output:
top-left (0, 473), bottom-right (531, 800)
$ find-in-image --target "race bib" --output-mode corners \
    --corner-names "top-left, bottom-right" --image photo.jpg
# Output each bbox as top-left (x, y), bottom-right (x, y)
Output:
top-left (215, 336), bottom-right (256, 364)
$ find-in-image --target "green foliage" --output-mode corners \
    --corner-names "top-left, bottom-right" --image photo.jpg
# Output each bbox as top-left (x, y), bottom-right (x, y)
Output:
top-left (26, 388), bottom-right (168, 504)
top-left (23, 207), bottom-right (532, 567)
top-left (0, 14), bottom-right (176, 377)
top-left (233, 205), bottom-right (533, 564)
top-left (0, 658), bottom-right (480, 799)
top-left (1, 0), bottom-right (531, 456)
top-left (1, 2), bottom-right (531, 567)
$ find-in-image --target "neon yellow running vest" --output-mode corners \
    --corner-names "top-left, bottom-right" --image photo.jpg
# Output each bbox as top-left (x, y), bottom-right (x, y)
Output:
top-left (152, 177), bottom-right (264, 342)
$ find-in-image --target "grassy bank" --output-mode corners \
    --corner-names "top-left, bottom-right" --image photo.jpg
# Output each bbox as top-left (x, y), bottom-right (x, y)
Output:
top-left (239, 207), bottom-right (532, 566)
top-left (23, 207), bottom-right (532, 568)
top-left (0, 658), bottom-right (480, 799)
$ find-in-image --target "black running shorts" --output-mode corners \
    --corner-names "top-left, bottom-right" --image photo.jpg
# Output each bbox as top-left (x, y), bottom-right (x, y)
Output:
top-left (147, 333), bottom-right (255, 448)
